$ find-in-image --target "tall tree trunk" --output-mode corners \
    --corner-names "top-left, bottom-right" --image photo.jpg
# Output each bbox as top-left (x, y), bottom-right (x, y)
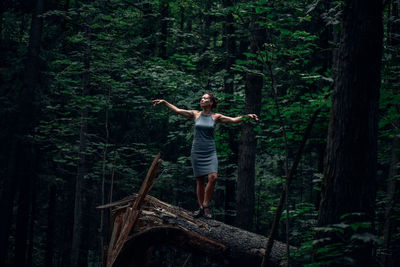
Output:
top-left (383, 3), bottom-right (400, 266)
top-left (0, 0), bottom-right (44, 265)
top-left (14, 0), bottom-right (45, 262)
top-left (383, 134), bottom-right (400, 267)
top-left (61, 187), bottom-right (74, 267)
top-left (177, 6), bottom-right (185, 49)
top-left (26, 180), bottom-right (37, 267)
top-left (142, 3), bottom-right (155, 57)
top-left (222, 0), bottom-right (237, 225)
top-left (314, 143), bottom-right (325, 210)
top-left (99, 88), bottom-right (110, 266)
top-left (158, 0), bottom-right (168, 59)
top-left (14, 175), bottom-right (32, 267)
top-left (79, 194), bottom-right (92, 266)
top-left (70, 23), bottom-right (91, 267)
top-left (0, 140), bottom-right (18, 266)
top-left (45, 185), bottom-right (56, 267)
top-left (316, 0), bottom-right (383, 265)
top-left (202, 0), bottom-right (212, 51)
top-left (236, 21), bottom-right (264, 231)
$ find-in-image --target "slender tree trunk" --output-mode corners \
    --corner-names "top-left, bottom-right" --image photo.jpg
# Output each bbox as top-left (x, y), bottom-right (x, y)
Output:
top-left (262, 108), bottom-right (322, 266)
top-left (158, 0), bottom-right (168, 59)
top-left (61, 187), bottom-right (74, 267)
top-left (222, 0), bottom-right (236, 104)
top-left (178, 6), bottom-right (184, 45)
top-left (383, 134), bottom-right (399, 267)
top-left (142, 3), bottom-right (155, 57)
top-left (186, 8), bottom-right (192, 33)
top-left (236, 21), bottom-right (264, 230)
top-left (222, 0), bottom-right (237, 225)
top-left (316, 0), bottom-right (383, 265)
top-left (71, 23), bottom-right (91, 267)
top-left (202, 0), bottom-right (212, 51)
top-left (45, 185), bottom-right (56, 267)
top-left (314, 143), bottom-right (325, 210)
top-left (79, 194), bottom-right (92, 266)
top-left (14, 174), bottom-right (32, 267)
top-left (383, 3), bottom-right (399, 266)
top-left (176, 5), bottom-right (185, 51)
top-left (26, 180), bottom-right (37, 267)
top-left (15, 0), bottom-right (44, 263)
top-left (0, 12), bottom-right (3, 34)
top-left (99, 88), bottom-right (110, 266)
top-left (0, 141), bottom-right (18, 266)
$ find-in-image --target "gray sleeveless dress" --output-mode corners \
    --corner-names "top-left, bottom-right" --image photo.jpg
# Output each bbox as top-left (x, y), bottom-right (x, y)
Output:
top-left (191, 113), bottom-right (218, 177)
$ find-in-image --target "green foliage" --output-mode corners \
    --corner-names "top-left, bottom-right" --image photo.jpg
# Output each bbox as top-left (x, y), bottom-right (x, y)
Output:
top-left (293, 213), bottom-right (381, 266)
top-left (1, 0), bottom-right (398, 266)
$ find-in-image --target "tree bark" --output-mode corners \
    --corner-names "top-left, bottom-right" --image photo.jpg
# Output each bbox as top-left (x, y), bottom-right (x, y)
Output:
top-left (98, 195), bottom-right (291, 267)
top-left (142, 3), bottom-right (155, 57)
top-left (0, 0), bottom-right (44, 265)
top-left (202, 0), bottom-right (212, 51)
top-left (70, 23), bottom-right (91, 267)
top-left (79, 194), bottom-right (92, 266)
top-left (222, 0), bottom-right (237, 225)
top-left (236, 20), bottom-right (264, 231)
top-left (14, 175), bottom-right (32, 267)
top-left (0, 141), bottom-right (18, 266)
top-left (317, 0), bottom-right (383, 265)
top-left (45, 185), bottom-right (56, 267)
top-left (27, 180), bottom-right (37, 267)
top-left (177, 6), bottom-right (184, 47)
top-left (158, 0), bottom-right (168, 59)
top-left (383, 4), bottom-right (400, 266)
top-left (383, 134), bottom-right (400, 267)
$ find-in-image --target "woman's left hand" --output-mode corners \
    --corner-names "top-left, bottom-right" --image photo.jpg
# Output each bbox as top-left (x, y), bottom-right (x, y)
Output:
top-left (248, 114), bottom-right (259, 121)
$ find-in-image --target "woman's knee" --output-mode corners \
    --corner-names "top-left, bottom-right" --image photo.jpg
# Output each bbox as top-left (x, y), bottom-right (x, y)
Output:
top-left (196, 176), bottom-right (206, 185)
top-left (208, 173), bottom-right (218, 183)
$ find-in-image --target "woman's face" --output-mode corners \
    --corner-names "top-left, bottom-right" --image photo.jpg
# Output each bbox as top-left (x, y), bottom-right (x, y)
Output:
top-left (200, 94), bottom-right (212, 108)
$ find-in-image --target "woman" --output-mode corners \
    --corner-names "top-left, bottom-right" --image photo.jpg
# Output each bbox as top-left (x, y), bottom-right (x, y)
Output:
top-left (153, 93), bottom-right (258, 218)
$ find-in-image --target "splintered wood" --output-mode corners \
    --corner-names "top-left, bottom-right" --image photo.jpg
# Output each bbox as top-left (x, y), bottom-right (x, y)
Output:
top-left (97, 153), bottom-right (289, 267)
top-left (99, 195), bottom-right (288, 267)
top-left (104, 153), bottom-right (162, 267)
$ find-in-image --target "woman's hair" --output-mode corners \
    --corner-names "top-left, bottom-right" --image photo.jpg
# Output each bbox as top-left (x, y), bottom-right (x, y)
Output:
top-left (205, 92), bottom-right (218, 109)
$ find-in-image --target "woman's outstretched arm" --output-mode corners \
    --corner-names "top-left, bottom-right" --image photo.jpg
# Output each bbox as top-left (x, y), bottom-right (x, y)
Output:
top-left (153, 99), bottom-right (196, 119)
top-left (214, 113), bottom-right (259, 124)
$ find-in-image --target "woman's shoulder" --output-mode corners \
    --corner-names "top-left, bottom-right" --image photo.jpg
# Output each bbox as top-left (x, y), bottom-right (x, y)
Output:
top-left (192, 110), bottom-right (202, 120)
top-left (212, 113), bottom-right (222, 122)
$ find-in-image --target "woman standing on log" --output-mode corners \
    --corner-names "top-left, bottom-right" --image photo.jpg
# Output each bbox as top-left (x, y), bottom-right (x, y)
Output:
top-left (153, 93), bottom-right (258, 218)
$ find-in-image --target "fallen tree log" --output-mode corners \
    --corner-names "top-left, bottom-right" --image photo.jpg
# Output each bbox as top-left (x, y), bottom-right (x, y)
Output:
top-left (98, 194), bottom-right (291, 267)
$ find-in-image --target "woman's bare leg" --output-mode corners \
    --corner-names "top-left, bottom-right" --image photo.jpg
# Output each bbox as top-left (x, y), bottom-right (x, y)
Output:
top-left (196, 176), bottom-right (206, 207)
top-left (203, 172), bottom-right (218, 214)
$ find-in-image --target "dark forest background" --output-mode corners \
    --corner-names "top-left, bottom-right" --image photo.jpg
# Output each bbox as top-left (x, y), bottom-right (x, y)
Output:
top-left (0, 0), bottom-right (399, 266)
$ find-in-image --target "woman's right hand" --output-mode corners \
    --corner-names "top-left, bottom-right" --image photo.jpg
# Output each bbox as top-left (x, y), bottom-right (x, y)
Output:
top-left (152, 99), bottom-right (165, 107)
top-left (247, 114), bottom-right (259, 121)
